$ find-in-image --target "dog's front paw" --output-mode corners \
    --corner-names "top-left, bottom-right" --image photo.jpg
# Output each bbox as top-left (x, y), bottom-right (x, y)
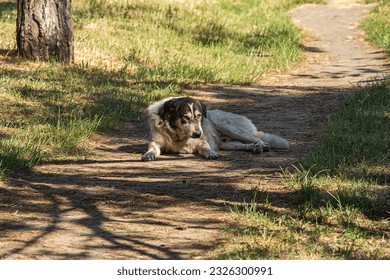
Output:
top-left (141, 152), bottom-right (156, 161)
top-left (203, 149), bottom-right (219, 160)
top-left (253, 141), bottom-right (270, 154)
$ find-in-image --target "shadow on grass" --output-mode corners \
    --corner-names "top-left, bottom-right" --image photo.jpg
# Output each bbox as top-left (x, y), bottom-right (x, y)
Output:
top-left (0, 1), bottom-right (15, 15)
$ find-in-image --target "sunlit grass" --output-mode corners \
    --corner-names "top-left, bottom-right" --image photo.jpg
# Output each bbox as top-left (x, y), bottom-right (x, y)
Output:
top-left (362, 0), bottom-right (390, 60)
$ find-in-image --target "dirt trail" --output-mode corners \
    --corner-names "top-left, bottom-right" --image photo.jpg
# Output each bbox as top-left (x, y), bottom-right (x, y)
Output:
top-left (1, 0), bottom-right (389, 259)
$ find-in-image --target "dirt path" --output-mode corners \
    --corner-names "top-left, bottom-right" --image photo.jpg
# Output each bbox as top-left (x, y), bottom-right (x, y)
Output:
top-left (1, 0), bottom-right (389, 259)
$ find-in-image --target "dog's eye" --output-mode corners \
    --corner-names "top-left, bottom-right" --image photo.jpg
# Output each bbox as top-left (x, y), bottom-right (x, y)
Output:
top-left (195, 114), bottom-right (202, 119)
top-left (182, 116), bottom-right (191, 122)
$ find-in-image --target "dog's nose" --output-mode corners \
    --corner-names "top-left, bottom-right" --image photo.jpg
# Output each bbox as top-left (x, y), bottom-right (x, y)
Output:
top-left (191, 131), bottom-right (202, 138)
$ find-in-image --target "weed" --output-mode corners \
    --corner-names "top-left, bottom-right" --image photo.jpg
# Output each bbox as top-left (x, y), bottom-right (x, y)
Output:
top-left (0, 137), bottom-right (44, 172)
top-left (301, 82), bottom-right (390, 182)
top-left (362, 0), bottom-right (390, 59)
top-left (193, 19), bottom-right (230, 46)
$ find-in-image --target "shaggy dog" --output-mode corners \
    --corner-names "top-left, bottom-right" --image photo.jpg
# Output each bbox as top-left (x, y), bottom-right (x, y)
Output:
top-left (141, 96), bottom-right (290, 161)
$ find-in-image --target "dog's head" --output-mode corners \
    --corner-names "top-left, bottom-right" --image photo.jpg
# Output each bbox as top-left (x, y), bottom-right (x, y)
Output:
top-left (158, 97), bottom-right (207, 140)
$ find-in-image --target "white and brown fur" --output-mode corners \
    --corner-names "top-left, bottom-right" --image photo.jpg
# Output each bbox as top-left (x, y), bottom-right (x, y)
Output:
top-left (141, 96), bottom-right (290, 161)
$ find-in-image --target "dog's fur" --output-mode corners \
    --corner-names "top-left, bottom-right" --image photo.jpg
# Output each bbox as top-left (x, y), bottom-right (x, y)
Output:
top-left (141, 96), bottom-right (290, 161)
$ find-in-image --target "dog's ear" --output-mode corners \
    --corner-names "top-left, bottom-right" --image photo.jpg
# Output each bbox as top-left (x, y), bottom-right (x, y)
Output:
top-left (197, 100), bottom-right (207, 119)
top-left (158, 98), bottom-right (177, 121)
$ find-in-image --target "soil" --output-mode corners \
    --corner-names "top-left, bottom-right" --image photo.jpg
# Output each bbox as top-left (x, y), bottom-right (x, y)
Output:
top-left (0, 0), bottom-right (389, 259)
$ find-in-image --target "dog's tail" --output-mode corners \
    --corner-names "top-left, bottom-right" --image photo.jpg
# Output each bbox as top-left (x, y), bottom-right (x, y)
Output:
top-left (254, 131), bottom-right (290, 150)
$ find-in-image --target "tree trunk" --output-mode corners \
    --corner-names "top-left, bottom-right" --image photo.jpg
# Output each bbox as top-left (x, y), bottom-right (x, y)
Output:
top-left (16, 0), bottom-right (74, 64)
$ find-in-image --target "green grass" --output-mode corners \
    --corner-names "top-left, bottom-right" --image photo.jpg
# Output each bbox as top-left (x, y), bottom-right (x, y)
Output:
top-left (301, 83), bottom-right (389, 183)
top-left (362, 0), bottom-right (390, 59)
top-left (214, 189), bottom-right (388, 259)
top-left (0, 64), bottom-right (166, 172)
top-left (71, 0), bottom-right (319, 82)
top-left (211, 82), bottom-right (390, 260)
top-left (0, 0), bottom-right (320, 178)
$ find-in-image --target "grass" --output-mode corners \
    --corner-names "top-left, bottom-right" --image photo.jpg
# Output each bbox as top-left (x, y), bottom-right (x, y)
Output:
top-left (216, 187), bottom-right (388, 259)
top-left (71, 0), bottom-right (318, 82)
top-left (211, 81), bottom-right (390, 260)
top-left (363, 0), bottom-right (390, 59)
top-left (301, 83), bottom-right (389, 183)
top-left (0, 0), bottom-right (321, 178)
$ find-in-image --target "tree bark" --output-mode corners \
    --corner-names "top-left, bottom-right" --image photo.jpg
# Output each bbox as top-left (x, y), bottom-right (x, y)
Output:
top-left (17, 0), bottom-right (74, 64)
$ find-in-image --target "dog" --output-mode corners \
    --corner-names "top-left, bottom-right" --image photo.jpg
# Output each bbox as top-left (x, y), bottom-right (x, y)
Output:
top-left (141, 96), bottom-right (290, 161)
